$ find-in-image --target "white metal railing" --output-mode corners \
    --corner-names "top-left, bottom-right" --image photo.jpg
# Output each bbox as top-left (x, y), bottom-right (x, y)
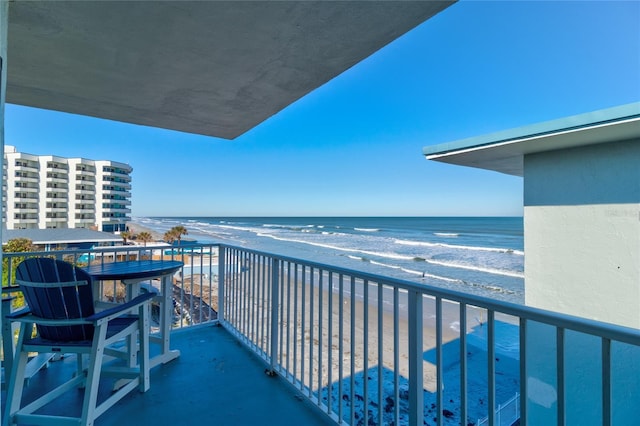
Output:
top-left (477, 392), bottom-right (519, 426)
top-left (217, 244), bottom-right (640, 426)
top-left (3, 243), bottom-right (640, 426)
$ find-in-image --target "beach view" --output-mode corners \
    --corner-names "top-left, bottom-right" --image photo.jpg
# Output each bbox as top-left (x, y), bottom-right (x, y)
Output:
top-left (127, 216), bottom-right (523, 425)
top-left (2, 0), bottom-right (638, 425)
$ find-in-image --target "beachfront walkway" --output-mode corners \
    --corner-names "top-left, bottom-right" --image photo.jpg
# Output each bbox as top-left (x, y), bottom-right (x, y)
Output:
top-left (1, 325), bottom-right (334, 426)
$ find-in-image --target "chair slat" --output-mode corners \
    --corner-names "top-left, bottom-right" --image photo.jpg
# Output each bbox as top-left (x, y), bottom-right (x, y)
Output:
top-left (16, 258), bottom-right (95, 341)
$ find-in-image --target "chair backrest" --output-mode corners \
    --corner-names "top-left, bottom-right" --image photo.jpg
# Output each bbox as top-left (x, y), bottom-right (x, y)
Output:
top-left (15, 257), bottom-right (96, 342)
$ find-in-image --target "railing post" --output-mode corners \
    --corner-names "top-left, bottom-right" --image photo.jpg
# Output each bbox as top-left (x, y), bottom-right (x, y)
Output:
top-left (408, 290), bottom-right (423, 426)
top-left (218, 245), bottom-right (225, 324)
top-left (268, 257), bottom-right (280, 375)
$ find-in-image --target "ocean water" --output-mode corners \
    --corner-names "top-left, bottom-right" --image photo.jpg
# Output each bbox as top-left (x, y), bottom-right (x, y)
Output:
top-left (133, 216), bottom-right (524, 304)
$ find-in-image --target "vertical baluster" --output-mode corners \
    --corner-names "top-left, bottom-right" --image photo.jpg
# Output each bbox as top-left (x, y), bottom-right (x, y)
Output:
top-left (285, 261), bottom-right (291, 375)
top-left (251, 253), bottom-right (257, 347)
top-left (408, 290), bottom-right (423, 426)
top-left (245, 252), bottom-right (251, 344)
top-left (269, 258), bottom-right (279, 374)
top-left (519, 317), bottom-right (527, 426)
top-left (436, 297), bottom-right (443, 426)
top-left (394, 286), bottom-right (400, 426)
top-left (602, 337), bottom-right (611, 426)
top-left (350, 276), bottom-right (356, 426)
top-left (218, 246), bottom-right (225, 324)
top-left (301, 265), bottom-right (306, 392)
top-left (460, 303), bottom-right (468, 426)
top-left (378, 282), bottom-right (384, 426)
top-left (293, 263), bottom-right (299, 385)
top-left (230, 249), bottom-right (237, 329)
top-left (338, 274), bottom-right (344, 423)
top-left (259, 254), bottom-right (266, 351)
top-left (309, 267), bottom-right (315, 399)
top-left (188, 250), bottom-right (194, 327)
top-left (279, 259), bottom-right (285, 367)
top-left (327, 272), bottom-right (333, 415)
top-left (557, 327), bottom-right (565, 426)
top-left (363, 279), bottom-right (369, 426)
top-left (318, 269), bottom-right (324, 402)
top-left (488, 310), bottom-right (495, 426)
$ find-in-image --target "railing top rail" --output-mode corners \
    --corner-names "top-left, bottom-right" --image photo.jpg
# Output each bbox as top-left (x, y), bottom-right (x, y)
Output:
top-left (2, 243), bottom-right (218, 259)
top-left (217, 243), bottom-right (640, 346)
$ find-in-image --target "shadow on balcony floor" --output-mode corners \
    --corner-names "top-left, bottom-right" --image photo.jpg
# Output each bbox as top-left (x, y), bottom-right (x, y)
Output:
top-left (2, 325), bottom-right (334, 426)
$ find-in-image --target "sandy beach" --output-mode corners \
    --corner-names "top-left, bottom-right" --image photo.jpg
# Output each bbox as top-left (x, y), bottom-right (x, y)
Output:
top-left (224, 269), bottom-right (520, 425)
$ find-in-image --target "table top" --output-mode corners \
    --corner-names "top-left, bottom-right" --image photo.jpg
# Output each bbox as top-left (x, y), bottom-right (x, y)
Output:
top-left (83, 260), bottom-right (184, 281)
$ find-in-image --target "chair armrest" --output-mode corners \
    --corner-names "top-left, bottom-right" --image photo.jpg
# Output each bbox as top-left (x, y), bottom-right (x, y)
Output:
top-left (86, 292), bottom-right (155, 322)
top-left (8, 314), bottom-right (92, 326)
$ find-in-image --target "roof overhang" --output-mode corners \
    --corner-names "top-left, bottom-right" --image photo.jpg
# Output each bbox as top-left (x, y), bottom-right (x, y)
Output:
top-left (422, 103), bottom-right (640, 177)
top-left (6, 1), bottom-right (454, 140)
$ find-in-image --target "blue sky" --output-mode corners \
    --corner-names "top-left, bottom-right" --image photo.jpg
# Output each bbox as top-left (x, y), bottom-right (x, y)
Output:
top-left (5, 1), bottom-right (640, 217)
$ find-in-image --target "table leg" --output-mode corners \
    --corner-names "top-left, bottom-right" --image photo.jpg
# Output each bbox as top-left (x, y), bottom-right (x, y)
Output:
top-left (150, 274), bottom-right (180, 367)
top-left (124, 281), bottom-right (140, 367)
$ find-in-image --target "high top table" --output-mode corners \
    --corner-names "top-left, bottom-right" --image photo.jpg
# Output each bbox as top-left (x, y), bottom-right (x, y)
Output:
top-left (83, 259), bottom-right (184, 367)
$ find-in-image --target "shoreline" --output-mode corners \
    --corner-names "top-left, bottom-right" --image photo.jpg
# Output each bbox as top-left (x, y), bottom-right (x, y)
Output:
top-left (126, 221), bottom-right (164, 241)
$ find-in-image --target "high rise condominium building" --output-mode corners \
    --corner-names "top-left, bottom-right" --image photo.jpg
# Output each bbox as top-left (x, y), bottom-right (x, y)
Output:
top-left (3, 146), bottom-right (132, 232)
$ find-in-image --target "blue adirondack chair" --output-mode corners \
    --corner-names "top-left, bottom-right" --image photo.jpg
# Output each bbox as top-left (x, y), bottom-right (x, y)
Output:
top-left (3, 258), bottom-right (154, 426)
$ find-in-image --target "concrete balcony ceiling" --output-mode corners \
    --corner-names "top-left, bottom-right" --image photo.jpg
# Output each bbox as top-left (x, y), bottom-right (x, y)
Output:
top-left (6, 1), bottom-right (454, 139)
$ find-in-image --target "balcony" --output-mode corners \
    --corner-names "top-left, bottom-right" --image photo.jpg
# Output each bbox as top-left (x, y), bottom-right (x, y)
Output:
top-left (45, 175), bottom-right (69, 184)
top-left (13, 164), bottom-right (38, 172)
top-left (101, 206), bottom-right (132, 214)
top-left (101, 186), bottom-right (129, 194)
top-left (12, 205), bottom-right (38, 213)
top-left (75, 205), bottom-right (96, 212)
top-left (11, 217), bottom-right (37, 224)
top-left (75, 186), bottom-right (96, 194)
top-left (1, 244), bottom-right (639, 426)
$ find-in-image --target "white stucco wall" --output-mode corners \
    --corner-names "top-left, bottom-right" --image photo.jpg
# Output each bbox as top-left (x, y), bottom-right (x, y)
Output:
top-left (523, 139), bottom-right (640, 424)
top-left (524, 138), bottom-right (640, 328)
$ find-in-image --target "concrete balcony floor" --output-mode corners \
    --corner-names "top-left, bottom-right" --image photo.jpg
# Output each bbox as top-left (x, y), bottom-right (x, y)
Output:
top-left (2, 325), bottom-right (334, 426)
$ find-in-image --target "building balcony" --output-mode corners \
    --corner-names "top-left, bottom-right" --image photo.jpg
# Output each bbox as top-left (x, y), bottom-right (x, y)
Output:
top-left (75, 172), bottom-right (96, 182)
top-left (44, 196), bottom-right (68, 202)
top-left (102, 197), bottom-right (131, 205)
top-left (101, 188), bottom-right (130, 194)
top-left (45, 176), bottom-right (69, 183)
top-left (102, 182), bottom-right (132, 190)
top-left (75, 188), bottom-right (96, 195)
top-left (1, 244), bottom-right (639, 426)
top-left (74, 206), bottom-right (95, 212)
top-left (13, 186), bottom-right (38, 193)
top-left (13, 193), bottom-right (39, 200)
top-left (46, 161), bottom-right (69, 170)
top-left (44, 222), bottom-right (68, 229)
top-left (12, 207), bottom-right (38, 214)
top-left (101, 206), bottom-right (132, 214)
top-left (101, 168), bottom-right (132, 177)
top-left (13, 176), bottom-right (38, 183)
top-left (12, 217), bottom-right (38, 224)
top-left (13, 165), bottom-right (39, 172)
top-left (74, 217), bottom-right (96, 224)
